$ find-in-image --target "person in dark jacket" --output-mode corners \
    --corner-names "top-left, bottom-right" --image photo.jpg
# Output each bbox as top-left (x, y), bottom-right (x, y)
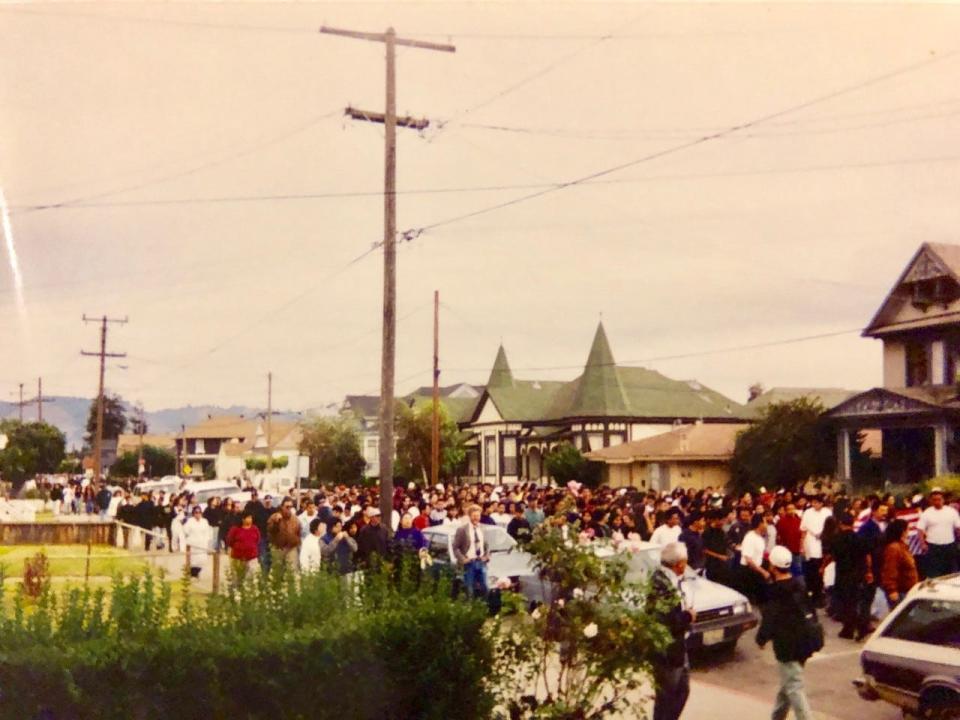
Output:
top-left (506, 503), bottom-right (532, 545)
top-left (757, 545), bottom-right (815, 720)
top-left (678, 511), bottom-right (706, 572)
top-left (830, 512), bottom-right (873, 640)
top-left (647, 542), bottom-right (694, 720)
top-left (356, 507), bottom-right (389, 566)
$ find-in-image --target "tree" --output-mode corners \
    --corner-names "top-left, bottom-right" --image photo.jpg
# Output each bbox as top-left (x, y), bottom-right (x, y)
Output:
top-left (730, 397), bottom-right (837, 493)
top-left (544, 443), bottom-right (602, 488)
top-left (0, 420), bottom-right (67, 489)
top-left (395, 401), bottom-right (467, 484)
top-left (299, 417), bottom-right (366, 485)
top-left (110, 445), bottom-right (176, 479)
top-left (84, 393), bottom-right (127, 448)
top-left (128, 403), bottom-right (148, 436)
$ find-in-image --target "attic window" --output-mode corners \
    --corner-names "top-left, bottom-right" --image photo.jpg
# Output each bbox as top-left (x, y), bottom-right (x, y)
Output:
top-left (910, 277), bottom-right (958, 311)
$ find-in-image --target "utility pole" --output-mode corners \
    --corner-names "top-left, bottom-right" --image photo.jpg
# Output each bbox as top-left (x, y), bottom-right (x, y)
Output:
top-left (179, 423), bottom-right (186, 477)
top-left (266, 371), bottom-right (273, 472)
top-left (431, 290), bottom-right (440, 489)
top-left (36, 377), bottom-right (55, 423)
top-left (13, 383), bottom-right (26, 422)
top-left (319, 24), bottom-right (455, 523)
top-left (81, 314), bottom-right (127, 483)
top-left (135, 402), bottom-right (145, 476)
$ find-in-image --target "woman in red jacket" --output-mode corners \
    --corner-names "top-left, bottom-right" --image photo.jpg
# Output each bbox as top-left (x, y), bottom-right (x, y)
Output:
top-left (226, 510), bottom-right (261, 584)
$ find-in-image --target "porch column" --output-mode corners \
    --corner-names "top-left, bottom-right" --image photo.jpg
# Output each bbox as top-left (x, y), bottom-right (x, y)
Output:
top-left (934, 423), bottom-right (949, 476)
top-left (836, 428), bottom-right (852, 481)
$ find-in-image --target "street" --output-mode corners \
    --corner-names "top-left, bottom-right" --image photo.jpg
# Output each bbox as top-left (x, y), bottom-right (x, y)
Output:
top-left (691, 614), bottom-right (900, 720)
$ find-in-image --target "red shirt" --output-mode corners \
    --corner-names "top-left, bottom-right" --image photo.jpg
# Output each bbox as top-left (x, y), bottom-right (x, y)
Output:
top-left (413, 514), bottom-right (430, 531)
top-left (226, 524), bottom-right (261, 561)
top-left (776, 513), bottom-right (802, 554)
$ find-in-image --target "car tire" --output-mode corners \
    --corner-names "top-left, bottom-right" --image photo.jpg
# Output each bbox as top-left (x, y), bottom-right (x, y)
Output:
top-left (919, 688), bottom-right (960, 720)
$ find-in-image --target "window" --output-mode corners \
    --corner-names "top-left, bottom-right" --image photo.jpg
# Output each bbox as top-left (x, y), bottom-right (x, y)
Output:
top-left (905, 342), bottom-right (930, 387)
top-left (502, 437), bottom-right (517, 476)
top-left (195, 439), bottom-right (205, 455)
top-left (484, 437), bottom-right (496, 476)
top-left (364, 438), bottom-right (379, 463)
top-left (882, 599), bottom-right (960, 648)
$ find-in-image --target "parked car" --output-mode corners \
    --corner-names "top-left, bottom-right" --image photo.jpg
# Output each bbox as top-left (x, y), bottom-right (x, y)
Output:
top-left (854, 574), bottom-right (960, 719)
top-left (134, 476), bottom-right (181, 497)
top-left (424, 523), bottom-right (757, 651)
top-left (519, 540), bottom-right (758, 652)
top-left (422, 522), bottom-right (537, 592)
top-left (182, 480), bottom-right (241, 506)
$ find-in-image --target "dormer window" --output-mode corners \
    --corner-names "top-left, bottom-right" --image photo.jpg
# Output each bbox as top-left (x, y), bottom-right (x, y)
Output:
top-left (910, 276), bottom-right (959, 311)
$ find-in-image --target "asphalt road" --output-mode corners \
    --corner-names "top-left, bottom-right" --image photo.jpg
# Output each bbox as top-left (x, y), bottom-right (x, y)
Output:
top-left (691, 614), bottom-right (901, 720)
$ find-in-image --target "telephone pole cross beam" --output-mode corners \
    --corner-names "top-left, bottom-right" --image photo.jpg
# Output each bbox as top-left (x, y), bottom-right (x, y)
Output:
top-left (319, 25), bottom-right (455, 524)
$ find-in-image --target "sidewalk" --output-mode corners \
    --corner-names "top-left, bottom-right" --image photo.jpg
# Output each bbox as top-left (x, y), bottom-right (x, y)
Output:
top-left (680, 680), bottom-right (842, 720)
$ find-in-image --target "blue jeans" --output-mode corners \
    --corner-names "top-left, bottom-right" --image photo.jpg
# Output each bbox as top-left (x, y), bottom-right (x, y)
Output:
top-left (790, 553), bottom-right (804, 578)
top-left (463, 560), bottom-right (488, 599)
top-left (258, 537), bottom-right (271, 571)
top-left (772, 661), bottom-right (813, 720)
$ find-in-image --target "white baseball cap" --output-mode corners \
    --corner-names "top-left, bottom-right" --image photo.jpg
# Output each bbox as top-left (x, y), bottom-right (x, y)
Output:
top-left (769, 545), bottom-right (793, 570)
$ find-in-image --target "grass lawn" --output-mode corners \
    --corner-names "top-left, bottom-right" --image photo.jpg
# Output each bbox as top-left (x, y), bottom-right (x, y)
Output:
top-left (0, 545), bottom-right (152, 579)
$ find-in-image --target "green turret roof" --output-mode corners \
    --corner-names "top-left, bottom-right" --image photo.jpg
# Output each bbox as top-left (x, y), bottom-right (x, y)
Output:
top-left (566, 323), bottom-right (630, 417)
top-left (487, 345), bottom-right (515, 388)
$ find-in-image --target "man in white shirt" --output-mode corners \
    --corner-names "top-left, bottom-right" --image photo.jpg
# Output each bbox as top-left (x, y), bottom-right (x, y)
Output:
top-left (299, 517), bottom-right (324, 572)
top-left (916, 489), bottom-right (960, 577)
top-left (799, 495), bottom-right (832, 606)
top-left (740, 514), bottom-right (770, 602)
top-left (453, 505), bottom-right (489, 598)
top-left (650, 508), bottom-right (684, 547)
top-left (298, 500), bottom-right (319, 540)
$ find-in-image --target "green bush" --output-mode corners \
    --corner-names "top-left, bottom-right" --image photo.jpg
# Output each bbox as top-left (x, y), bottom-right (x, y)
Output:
top-left (922, 474), bottom-right (960, 496)
top-left (0, 566), bottom-right (493, 720)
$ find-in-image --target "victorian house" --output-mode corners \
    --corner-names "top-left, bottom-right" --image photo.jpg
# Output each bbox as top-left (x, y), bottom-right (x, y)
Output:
top-left (462, 323), bottom-right (749, 483)
top-left (827, 242), bottom-right (960, 485)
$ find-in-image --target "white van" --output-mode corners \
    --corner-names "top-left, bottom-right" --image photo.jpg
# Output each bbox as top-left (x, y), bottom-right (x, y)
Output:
top-left (182, 480), bottom-right (241, 506)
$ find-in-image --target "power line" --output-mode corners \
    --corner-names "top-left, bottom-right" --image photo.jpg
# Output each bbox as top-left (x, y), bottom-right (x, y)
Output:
top-left (13, 108), bottom-right (342, 215)
top-left (404, 45), bottom-right (960, 239)
top-left (10, 152), bottom-right (959, 213)
top-left (444, 328), bottom-right (864, 375)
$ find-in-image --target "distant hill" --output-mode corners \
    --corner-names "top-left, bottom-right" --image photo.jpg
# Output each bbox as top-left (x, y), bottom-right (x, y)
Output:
top-left (0, 397), bottom-right (322, 450)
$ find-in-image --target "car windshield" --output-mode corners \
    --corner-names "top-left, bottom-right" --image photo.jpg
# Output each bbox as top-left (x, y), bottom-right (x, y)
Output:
top-left (882, 598), bottom-right (960, 649)
top-left (483, 526), bottom-right (516, 553)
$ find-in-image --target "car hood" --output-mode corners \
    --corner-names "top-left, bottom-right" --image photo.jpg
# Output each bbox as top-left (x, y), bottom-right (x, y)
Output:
top-left (682, 575), bottom-right (749, 612)
top-left (488, 550), bottom-right (537, 579)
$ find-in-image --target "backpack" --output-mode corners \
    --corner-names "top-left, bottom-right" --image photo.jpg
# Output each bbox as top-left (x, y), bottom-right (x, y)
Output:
top-left (794, 598), bottom-right (825, 661)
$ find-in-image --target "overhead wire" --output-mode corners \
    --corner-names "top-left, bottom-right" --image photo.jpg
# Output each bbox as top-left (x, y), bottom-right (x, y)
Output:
top-left (403, 45), bottom-right (960, 239)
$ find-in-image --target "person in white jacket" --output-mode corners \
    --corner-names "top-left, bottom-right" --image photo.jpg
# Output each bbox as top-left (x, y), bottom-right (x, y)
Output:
top-left (182, 506), bottom-right (212, 578)
top-left (299, 517), bottom-right (325, 573)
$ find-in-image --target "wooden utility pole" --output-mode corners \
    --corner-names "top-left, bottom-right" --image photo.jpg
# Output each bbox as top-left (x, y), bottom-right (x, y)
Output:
top-left (266, 371), bottom-right (273, 471)
top-left (36, 377), bottom-right (54, 423)
top-left (319, 24), bottom-right (455, 523)
top-left (81, 315), bottom-right (127, 482)
top-left (179, 423), bottom-right (186, 477)
top-left (13, 383), bottom-right (25, 422)
top-left (135, 403), bottom-right (146, 476)
top-left (431, 290), bottom-right (441, 489)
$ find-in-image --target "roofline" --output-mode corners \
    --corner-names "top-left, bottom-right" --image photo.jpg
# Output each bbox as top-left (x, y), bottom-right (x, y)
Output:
top-left (588, 454), bottom-right (732, 463)
top-left (863, 242), bottom-right (960, 336)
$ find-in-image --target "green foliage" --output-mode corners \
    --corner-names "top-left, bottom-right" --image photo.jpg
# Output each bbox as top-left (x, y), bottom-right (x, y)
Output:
top-left (544, 443), bottom-right (601, 488)
top-left (244, 455), bottom-right (289, 472)
top-left (491, 518), bottom-right (669, 719)
top-left (84, 393), bottom-right (127, 448)
top-left (395, 401), bottom-right (468, 483)
top-left (0, 420), bottom-right (67, 488)
top-left (0, 563), bottom-right (493, 720)
top-left (299, 416), bottom-right (366, 484)
top-left (731, 398), bottom-right (838, 493)
top-left (58, 455), bottom-right (82, 474)
top-left (923, 474), bottom-right (960, 496)
top-left (110, 445), bottom-right (176, 478)
top-left (202, 462), bottom-right (217, 480)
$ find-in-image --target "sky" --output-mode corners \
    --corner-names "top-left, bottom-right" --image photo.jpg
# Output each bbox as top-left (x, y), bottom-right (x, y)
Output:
top-left (1, 1), bottom-right (959, 412)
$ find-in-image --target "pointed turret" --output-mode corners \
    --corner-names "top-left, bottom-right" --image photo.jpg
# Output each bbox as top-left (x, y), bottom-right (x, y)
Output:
top-left (487, 344), bottom-right (515, 388)
top-left (569, 322), bottom-right (629, 416)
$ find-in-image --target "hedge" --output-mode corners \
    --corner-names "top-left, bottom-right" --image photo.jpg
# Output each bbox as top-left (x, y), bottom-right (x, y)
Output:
top-left (0, 568), bottom-right (494, 720)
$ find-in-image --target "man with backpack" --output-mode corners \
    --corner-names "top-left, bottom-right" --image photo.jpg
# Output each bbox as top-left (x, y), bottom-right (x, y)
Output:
top-left (756, 545), bottom-right (822, 720)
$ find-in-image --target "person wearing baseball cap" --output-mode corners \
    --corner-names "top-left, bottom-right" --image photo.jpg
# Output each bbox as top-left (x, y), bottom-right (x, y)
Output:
top-left (757, 545), bottom-right (817, 720)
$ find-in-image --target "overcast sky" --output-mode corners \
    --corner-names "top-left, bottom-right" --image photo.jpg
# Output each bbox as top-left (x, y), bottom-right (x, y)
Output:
top-left (1, 1), bottom-right (959, 412)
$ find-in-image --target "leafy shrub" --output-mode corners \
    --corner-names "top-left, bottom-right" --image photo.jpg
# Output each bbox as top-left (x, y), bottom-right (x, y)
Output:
top-left (0, 564), bottom-right (493, 720)
top-left (21, 552), bottom-right (49, 599)
top-left (922, 474), bottom-right (960, 497)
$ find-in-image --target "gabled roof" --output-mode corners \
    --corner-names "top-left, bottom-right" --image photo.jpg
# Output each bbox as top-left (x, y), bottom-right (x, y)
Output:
top-left (826, 386), bottom-right (960, 419)
top-left (408, 395), bottom-right (482, 425)
top-left (182, 415), bottom-right (253, 440)
top-left (746, 387), bottom-right (859, 417)
top-left (585, 423), bottom-right (750, 464)
top-left (482, 380), bottom-right (567, 423)
top-left (342, 395), bottom-right (381, 418)
top-left (116, 433), bottom-right (177, 454)
top-left (864, 242), bottom-right (960, 337)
